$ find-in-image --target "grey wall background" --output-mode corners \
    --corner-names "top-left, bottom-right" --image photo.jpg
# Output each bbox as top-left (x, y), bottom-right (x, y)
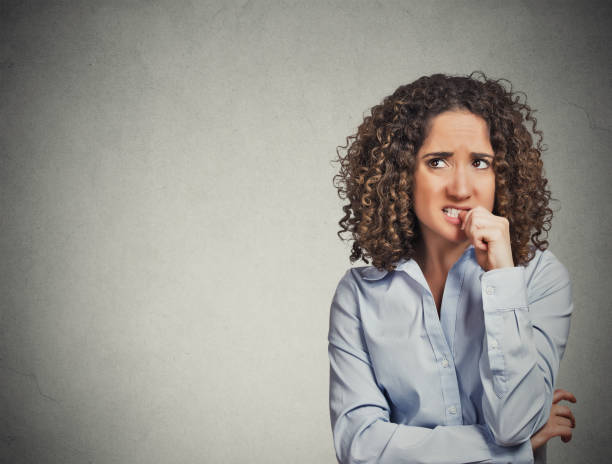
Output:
top-left (1, 0), bottom-right (610, 463)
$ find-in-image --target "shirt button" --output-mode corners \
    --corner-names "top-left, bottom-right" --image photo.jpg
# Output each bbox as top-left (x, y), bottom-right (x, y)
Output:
top-left (448, 406), bottom-right (457, 415)
top-left (441, 359), bottom-right (449, 368)
top-left (486, 286), bottom-right (495, 295)
top-left (489, 339), bottom-right (498, 349)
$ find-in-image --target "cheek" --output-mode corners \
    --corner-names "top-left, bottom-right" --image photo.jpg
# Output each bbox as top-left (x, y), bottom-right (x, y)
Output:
top-left (414, 172), bottom-right (441, 196)
top-left (482, 177), bottom-right (496, 209)
top-left (489, 176), bottom-right (496, 198)
top-left (413, 183), bottom-right (442, 221)
top-left (413, 180), bottom-right (435, 208)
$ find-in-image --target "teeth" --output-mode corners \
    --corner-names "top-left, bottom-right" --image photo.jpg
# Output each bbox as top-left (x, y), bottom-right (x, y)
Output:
top-left (443, 208), bottom-right (460, 218)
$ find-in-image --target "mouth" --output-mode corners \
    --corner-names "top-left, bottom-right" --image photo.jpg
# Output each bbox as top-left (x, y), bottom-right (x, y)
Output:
top-left (442, 207), bottom-right (462, 218)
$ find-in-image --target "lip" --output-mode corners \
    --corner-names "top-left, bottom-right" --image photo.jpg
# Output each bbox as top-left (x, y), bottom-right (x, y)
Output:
top-left (442, 206), bottom-right (472, 225)
top-left (442, 205), bottom-right (472, 211)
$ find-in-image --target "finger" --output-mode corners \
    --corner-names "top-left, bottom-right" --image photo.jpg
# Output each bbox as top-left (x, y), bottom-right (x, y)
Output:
top-left (461, 209), bottom-right (496, 228)
top-left (549, 423), bottom-right (573, 443)
top-left (555, 416), bottom-right (573, 428)
top-left (552, 404), bottom-right (576, 427)
top-left (469, 218), bottom-right (501, 233)
top-left (468, 226), bottom-right (488, 250)
top-left (459, 209), bottom-right (471, 231)
top-left (470, 205), bottom-right (495, 218)
top-left (558, 426), bottom-right (573, 443)
top-left (471, 227), bottom-right (502, 250)
top-left (463, 213), bottom-right (505, 253)
top-left (460, 208), bottom-right (492, 231)
top-left (553, 389), bottom-right (577, 404)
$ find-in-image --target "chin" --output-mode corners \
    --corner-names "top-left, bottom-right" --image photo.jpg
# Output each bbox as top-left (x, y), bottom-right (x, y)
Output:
top-left (419, 227), bottom-right (466, 247)
top-left (437, 224), bottom-right (469, 244)
top-left (446, 234), bottom-right (468, 245)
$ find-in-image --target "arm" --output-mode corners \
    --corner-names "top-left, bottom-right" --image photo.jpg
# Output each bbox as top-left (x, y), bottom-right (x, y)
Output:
top-left (328, 270), bottom-right (534, 464)
top-left (478, 250), bottom-right (573, 446)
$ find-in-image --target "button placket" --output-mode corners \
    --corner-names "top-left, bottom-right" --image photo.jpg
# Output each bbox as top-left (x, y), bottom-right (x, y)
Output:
top-left (421, 293), bottom-right (462, 425)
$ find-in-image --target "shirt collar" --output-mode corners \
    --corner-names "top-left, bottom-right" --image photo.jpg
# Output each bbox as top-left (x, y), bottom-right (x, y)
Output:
top-left (360, 245), bottom-right (476, 282)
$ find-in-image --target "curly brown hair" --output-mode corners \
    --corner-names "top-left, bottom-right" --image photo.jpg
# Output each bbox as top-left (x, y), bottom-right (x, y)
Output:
top-left (333, 71), bottom-right (554, 272)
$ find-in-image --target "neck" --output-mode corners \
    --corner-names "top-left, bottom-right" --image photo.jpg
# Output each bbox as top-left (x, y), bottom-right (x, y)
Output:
top-left (413, 235), bottom-right (470, 279)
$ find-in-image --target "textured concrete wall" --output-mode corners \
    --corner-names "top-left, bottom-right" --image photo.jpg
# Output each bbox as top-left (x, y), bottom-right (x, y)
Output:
top-left (1, 1), bottom-right (610, 463)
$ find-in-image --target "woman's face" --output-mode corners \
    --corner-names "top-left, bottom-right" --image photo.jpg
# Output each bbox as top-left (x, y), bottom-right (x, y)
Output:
top-left (412, 110), bottom-right (496, 247)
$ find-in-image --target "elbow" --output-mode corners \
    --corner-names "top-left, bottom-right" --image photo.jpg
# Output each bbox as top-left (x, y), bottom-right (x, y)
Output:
top-left (487, 400), bottom-right (548, 447)
top-left (485, 376), bottom-right (552, 447)
top-left (333, 428), bottom-right (371, 464)
top-left (333, 415), bottom-right (385, 464)
top-left (489, 429), bottom-right (531, 447)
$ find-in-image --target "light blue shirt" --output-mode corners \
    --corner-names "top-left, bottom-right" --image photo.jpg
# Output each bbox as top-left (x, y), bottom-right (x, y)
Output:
top-left (328, 245), bottom-right (572, 464)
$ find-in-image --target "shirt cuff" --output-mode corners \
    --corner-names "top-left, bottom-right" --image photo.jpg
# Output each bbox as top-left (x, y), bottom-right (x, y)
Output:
top-left (480, 266), bottom-right (529, 312)
top-left (496, 438), bottom-right (534, 464)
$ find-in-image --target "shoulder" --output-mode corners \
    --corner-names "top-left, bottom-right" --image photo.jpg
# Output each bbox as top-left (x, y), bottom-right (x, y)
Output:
top-left (333, 265), bottom-right (390, 292)
top-left (523, 248), bottom-right (572, 299)
top-left (331, 267), bottom-right (373, 302)
top-left (330, 265), bottom-right (390, 314)
top-left (524, 247), bottom-right (570, 278)
top-left (328, 269), bottom-right (364, 344)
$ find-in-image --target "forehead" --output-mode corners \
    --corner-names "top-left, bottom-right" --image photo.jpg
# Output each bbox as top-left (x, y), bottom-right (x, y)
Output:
top-left (420, 110), bottom-right (492, 152)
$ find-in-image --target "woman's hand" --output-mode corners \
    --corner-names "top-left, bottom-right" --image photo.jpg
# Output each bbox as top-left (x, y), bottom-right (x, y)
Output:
top-left (458, 207), bottom-right (514, 271)
top-left (531, 388), bottom-right (577, 451)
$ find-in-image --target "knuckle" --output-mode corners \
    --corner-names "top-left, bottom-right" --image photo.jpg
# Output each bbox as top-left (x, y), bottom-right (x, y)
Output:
top-left (556, 405), bottom-right (568, 414)
top-left (551, 404), bottom-right (560, 413)
top-left (560, 405), bottom-right (571, 414)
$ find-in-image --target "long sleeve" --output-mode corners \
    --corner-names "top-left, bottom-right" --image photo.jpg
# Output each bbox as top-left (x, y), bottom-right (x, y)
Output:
top-left (478, 250), bottom-right (573, 446)
top-left (329, 270), bottom-right (534, 464)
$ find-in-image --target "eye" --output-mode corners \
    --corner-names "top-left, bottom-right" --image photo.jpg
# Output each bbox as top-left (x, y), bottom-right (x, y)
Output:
top-left (428, 158), bottom-right (447, 169)
top-left (472, 159), bottom-right (491, 169)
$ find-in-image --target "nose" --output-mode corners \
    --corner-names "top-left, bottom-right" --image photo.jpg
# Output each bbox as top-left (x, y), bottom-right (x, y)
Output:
top-left (446, 165), bottom-right (471, 200)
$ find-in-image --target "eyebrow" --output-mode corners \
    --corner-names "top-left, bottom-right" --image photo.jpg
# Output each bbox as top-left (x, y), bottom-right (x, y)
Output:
top-left (421, 151), bottom-right (494, 159)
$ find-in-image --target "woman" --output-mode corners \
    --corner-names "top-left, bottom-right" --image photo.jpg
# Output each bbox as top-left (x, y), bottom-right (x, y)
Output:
top-left (328, 72), bottom-right (576, 463)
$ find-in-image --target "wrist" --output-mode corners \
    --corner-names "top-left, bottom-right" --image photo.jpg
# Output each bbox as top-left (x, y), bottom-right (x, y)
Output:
top-left (488, 254), bottom-right (514, 271)
top-left (488, 262), bottom-right (514, 271)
